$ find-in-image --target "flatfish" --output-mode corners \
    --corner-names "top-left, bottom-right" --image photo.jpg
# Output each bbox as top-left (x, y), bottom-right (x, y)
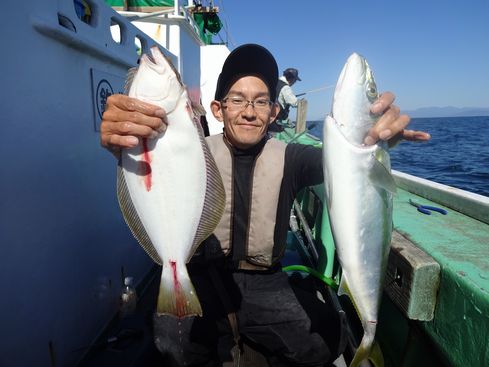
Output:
top-left (117, 46), bottom-right (225, 318)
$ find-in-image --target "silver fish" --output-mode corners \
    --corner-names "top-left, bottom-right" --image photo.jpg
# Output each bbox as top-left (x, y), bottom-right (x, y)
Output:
top-left (117, 46), bottom-right (225, 318)
top-left (323, 53), bottom-right (396, 366)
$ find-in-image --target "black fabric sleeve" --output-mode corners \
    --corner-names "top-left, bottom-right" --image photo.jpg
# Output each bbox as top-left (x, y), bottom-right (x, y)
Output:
top-left (272, 144), bottom-right (324, 260)
top-left (284, 144), bottom-right (323, 191)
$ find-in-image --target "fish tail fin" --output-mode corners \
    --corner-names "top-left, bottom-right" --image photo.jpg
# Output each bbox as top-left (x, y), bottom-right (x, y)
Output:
top-left (157, 261), bottom-right (203, 318)
top-left (349, 322), bottom-right (384, 367)
top-left (368, 341), bottom-right (384, 367)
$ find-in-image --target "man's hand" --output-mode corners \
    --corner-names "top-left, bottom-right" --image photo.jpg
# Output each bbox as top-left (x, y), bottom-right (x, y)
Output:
top-left (364, 92), bottom-right (431, 147)
top-left (100, 94), bottom-right (168, 156)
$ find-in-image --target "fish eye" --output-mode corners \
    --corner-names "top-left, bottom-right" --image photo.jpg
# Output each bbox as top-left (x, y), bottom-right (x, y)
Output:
top-left (366, 82), bottom-right (378, 101)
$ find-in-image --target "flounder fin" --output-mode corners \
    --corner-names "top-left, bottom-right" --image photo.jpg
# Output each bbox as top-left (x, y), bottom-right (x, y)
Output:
top-left (181, 85), bottom-right (206, 117)
top-left (157, 262), bottom-right (203, 317)
top-left (116, 164), bottom-right (162, 265)
top-left (191, 99), bottom-right (207, 117)
top-left (369, 153), bottom-right (397, 195)
top-left (187, 120), bottom-right (226, 262)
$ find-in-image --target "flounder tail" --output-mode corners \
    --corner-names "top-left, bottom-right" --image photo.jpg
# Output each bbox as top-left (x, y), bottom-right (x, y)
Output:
top-left (157, 260), bottom-right (202, 318)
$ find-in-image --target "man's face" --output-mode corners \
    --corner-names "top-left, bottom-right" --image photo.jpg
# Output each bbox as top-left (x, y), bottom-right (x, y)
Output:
top-left (211, 76), bottom-right (278, 149)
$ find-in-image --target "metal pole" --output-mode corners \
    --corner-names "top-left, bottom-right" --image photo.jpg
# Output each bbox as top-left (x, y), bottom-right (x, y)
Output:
top-left (125, 9), bottom-right (176, 22)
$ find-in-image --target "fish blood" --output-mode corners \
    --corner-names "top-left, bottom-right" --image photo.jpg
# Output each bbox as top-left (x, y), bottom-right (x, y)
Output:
top-left (141, 138), bottom-right (152, 191)
top-left (170, 260), bottom-right (185, 318)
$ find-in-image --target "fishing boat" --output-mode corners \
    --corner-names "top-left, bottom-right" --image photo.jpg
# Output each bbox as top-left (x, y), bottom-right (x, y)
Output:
top-left (2, 1), bottom-right (488, 366)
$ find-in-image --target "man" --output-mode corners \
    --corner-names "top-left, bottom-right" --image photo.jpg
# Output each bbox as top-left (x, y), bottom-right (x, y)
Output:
top-left (268, 68), bottom-right (302, 132)
top-left (275, 67), bottom-right (301, 126)
top-left (100, 44), bottom-right (430, 366)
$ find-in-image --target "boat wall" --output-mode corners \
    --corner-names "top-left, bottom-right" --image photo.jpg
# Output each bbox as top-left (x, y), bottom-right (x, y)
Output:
top-left (0, 1), bottom-right (192, 366)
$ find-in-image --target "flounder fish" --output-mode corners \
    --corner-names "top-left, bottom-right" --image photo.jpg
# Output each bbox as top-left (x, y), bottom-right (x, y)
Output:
top-left (117, 46), bottom-right (225, 318)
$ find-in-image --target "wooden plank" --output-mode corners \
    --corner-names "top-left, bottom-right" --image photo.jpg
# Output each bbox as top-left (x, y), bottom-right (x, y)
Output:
top-left (295, 99), bottom-right (308, 133)
top-left (384, 231), bottom-right (440, 321)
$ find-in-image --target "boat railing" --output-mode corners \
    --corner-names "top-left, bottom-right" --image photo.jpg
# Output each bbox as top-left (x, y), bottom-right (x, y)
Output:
top-left (393, 170), bottom-right (489, 224)
top-left (32, 0), bottom-right (170, 69)
top-left (115, 1), bottom-right (209, 46)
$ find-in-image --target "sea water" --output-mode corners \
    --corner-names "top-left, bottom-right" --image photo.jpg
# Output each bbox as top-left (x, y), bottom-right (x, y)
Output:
top-left (307, 116), bottom-right (489, 197)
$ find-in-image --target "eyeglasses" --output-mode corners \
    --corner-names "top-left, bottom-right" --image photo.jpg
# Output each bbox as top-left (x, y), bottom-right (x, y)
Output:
top-left (221, 97), bottom-right (273, 112)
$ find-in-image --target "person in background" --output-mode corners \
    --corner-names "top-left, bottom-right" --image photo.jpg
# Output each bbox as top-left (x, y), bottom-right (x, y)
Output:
top-left (99, 43), bottom-right (430, 367)
top-left (269, 68), bottom-right (302, 132)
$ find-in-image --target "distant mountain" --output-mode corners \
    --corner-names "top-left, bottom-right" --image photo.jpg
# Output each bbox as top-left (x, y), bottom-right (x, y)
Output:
top-left (403, 106), bottom-right (489, 118)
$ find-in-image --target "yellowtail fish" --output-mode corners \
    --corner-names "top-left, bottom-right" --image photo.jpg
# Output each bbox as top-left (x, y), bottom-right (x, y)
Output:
top-left (117, 46), bottom-right (225, 318)
top-left (323, 53), bottom-right (397, 366)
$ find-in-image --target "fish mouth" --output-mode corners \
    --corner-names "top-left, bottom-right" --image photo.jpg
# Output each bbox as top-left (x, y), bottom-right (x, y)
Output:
top-left (332, 53), bottom-right (368, 112)
top-left (140, 52), bottom-right (160, 72)
top-left (147, 46), bottom-right (183, 85)
top-left (340, 53), bottom-right (368, 86)
top-left (140, 46), bottom-right (164, 66)
top-left (139, 47), bottom-right (167, 74)
top-left (145, 50), bottom-right (156, 64)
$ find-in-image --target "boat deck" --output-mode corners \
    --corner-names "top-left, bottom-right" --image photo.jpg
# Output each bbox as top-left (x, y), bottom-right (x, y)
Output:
top-left (77, 249), bottom-right (346, 367)
top-left (77, 267), bottom-right (165, 367)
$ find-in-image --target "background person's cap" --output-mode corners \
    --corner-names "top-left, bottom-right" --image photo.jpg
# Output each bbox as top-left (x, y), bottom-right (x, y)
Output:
top-left (214, 44), bottom-right (279, 101)
top-left (283, 68), bottom-right (301, 81)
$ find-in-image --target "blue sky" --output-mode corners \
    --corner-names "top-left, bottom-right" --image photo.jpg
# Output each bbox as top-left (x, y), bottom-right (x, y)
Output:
top-left (214, 0), bottom-right (489, 120)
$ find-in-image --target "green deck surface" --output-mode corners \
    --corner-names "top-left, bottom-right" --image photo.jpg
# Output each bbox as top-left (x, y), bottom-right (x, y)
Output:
top-left (274, 127), bottom-right (322, 147)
